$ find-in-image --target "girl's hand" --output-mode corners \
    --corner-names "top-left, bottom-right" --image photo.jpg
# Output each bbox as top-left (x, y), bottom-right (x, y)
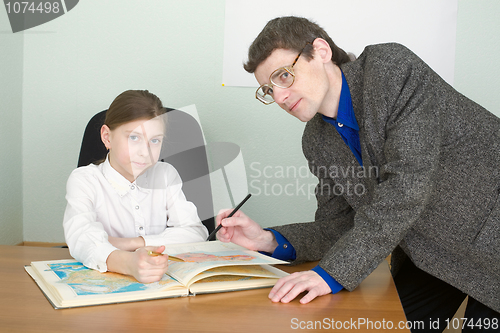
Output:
top-left (128, 246), bottom-right (169, 283)
top-left (107, 245), bottom-right (168, 283)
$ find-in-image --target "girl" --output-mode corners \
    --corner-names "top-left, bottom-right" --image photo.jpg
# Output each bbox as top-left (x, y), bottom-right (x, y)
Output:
top-left (63, 90), bottom-right (208, 283)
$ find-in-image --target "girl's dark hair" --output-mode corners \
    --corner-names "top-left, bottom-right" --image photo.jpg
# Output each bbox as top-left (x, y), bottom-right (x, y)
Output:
top-left (104, 90), bottom-right (165, 130)
top-left (243, 16), bottom-right (351, 73)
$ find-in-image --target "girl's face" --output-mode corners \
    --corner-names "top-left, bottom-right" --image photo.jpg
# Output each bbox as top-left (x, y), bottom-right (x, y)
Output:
top-left (101, 117), bottom-right (165, 182)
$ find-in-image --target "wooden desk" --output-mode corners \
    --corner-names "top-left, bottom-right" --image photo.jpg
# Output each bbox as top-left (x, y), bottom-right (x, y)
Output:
top-left (0, 245), bottom-right (409, 332)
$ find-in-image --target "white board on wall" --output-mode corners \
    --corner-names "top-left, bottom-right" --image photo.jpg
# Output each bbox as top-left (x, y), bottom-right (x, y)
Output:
top-left (223, 0), bottom-right (458, 87)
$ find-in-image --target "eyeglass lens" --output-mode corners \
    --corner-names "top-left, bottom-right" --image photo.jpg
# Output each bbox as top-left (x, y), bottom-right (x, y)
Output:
top-left (256, 67), bottom-right (294, 104)
top-left (256, 85), bottom-right (274, 104)
top-left (270, 68), bottom-right (294, 88)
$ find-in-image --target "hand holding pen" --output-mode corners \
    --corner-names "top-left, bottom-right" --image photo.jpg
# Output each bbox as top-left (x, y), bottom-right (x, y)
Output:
top-left (207, 194), bottom-right (252, 241)
top-left (212, 194), bottom-right (278, 253)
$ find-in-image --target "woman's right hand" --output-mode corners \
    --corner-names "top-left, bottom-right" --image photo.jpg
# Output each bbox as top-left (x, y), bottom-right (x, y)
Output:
top-left (215, 209), bottom-right (278, 253)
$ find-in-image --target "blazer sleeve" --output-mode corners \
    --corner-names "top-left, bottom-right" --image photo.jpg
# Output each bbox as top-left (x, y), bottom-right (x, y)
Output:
top-left (270, 159), bottom-right (356, 263)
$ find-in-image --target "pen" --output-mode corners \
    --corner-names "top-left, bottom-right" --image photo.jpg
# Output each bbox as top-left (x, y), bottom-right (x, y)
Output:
top-left (206, 193), bottom-right (252, 241)
top-left (147, 251), bottom-right (184, 262)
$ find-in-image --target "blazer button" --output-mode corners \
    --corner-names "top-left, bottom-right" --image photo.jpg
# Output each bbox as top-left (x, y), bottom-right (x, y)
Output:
top-left (283, 244), bottom-right (288, 249)
top-left (338, 123), bottom-right (344, 127)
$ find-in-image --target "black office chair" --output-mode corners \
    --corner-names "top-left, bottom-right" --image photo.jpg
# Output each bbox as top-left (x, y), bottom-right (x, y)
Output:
top-left (77, 108), bottom-right (215, 234)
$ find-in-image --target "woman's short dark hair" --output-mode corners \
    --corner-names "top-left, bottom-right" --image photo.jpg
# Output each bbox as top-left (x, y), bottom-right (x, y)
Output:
top-left (243, 16), bottom-right (351, 73)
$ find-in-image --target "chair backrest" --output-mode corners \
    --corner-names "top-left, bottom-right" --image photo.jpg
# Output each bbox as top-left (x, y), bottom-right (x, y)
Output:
top-left (77, 108), bottom-right (215, 233)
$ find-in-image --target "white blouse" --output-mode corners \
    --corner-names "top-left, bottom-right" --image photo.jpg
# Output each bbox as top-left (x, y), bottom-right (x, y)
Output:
top-left (63, 157), bottom-right (208, 272)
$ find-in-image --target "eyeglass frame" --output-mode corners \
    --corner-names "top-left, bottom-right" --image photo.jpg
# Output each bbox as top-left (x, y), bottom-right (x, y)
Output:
top-left (255, 42), bottom-right (312, 105)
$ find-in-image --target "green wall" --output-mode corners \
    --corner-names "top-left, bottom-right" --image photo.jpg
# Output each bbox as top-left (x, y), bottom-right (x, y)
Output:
top-left (0, 0), bottom-right (498, 244)
top-left (0, 8), bottom-right (23, 244)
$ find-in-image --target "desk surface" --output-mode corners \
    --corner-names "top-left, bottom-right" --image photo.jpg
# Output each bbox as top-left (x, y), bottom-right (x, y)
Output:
top-left (0, 245), bottom-right (409, 333)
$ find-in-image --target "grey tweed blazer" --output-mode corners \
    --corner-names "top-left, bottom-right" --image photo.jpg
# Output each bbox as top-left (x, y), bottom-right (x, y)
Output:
top-left (271, 43), bottom-right (500, 312)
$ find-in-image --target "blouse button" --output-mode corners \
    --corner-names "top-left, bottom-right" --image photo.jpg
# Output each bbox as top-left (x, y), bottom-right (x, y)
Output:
top-left (130, 185), bottom-right (135, 190)
top-left (338, 123), bottom-right (344, 127)
top-left (139, 226), bottom-right (143, 231)
top-left (135, 205), bottom-right (139, 210)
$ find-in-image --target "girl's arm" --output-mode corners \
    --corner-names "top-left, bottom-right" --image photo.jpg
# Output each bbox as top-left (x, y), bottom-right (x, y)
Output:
top-left (64, 167), bottom-right (168, 281)
top-left (63, 168), bottom-right (118, 272)
top-left (141, 164), bottom-right (209, 246)
top-left (108, 236), bottom-right (145, 251)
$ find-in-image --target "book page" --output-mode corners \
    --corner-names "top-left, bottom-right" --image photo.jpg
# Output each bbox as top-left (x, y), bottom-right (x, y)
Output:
top-left (163, 241), bottom-right (288, 285)
top-left (189, 275), bottom-right (277, 295)
top-left (29, 260), bottom-right (187, 308)
top-left (186, 264), bottom-right (288, 287)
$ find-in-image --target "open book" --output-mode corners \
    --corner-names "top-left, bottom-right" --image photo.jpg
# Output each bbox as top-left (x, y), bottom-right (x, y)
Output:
top-left (25, 241), bottom-right (289, 309)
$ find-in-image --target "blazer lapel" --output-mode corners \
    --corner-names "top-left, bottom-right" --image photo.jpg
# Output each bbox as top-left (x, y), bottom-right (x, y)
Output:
top-left (318, 118), bottom-right (374, 210)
